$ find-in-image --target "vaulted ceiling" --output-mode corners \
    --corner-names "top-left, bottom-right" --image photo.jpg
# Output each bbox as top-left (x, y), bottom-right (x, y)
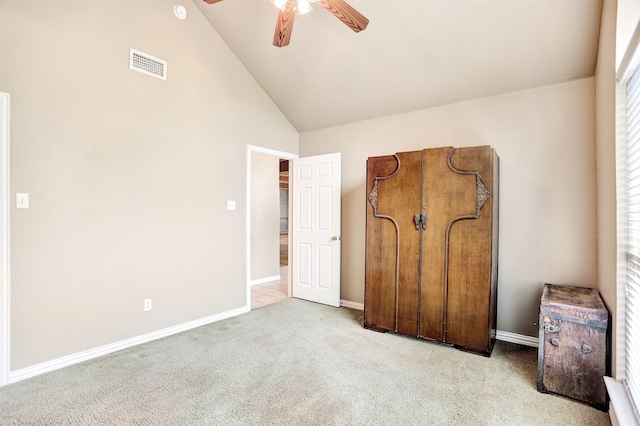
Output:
top-left (195, 0), bottom-right (603, 133)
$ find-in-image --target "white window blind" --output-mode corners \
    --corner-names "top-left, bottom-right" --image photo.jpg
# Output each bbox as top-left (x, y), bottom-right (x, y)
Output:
top-left (625, 60), bottom-right (640, 416)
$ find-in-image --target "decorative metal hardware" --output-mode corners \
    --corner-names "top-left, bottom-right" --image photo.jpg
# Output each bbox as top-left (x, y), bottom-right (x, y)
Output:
top-left (368, 180), bottom-right (379, 216)
top-left (476, 175), bottom-right (490, 216)
top-left (414, 213), bottom-right (427, 230)
top-left (543, 324), bottom-right (561, 333)
top-left (581, 344), bottom-right (593, 355)
top-left (550, 338), bottom-right (560, 347)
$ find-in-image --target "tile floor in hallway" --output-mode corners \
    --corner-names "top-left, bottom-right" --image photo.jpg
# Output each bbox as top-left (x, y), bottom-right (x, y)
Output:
top-left (251, 266), bottom-right (288, 309)
top-left (251, 234), bottom-right (289, 309)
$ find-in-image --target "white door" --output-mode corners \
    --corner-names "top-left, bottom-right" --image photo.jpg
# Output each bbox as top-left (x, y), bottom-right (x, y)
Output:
top-left (292, 153), bottom-right (341, 307)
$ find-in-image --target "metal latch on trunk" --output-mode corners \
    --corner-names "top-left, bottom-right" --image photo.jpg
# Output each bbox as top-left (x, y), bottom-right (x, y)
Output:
top-left (581, 344), bottom-right (593, 355)
top-left (543, 324), bottom-right (561, 333)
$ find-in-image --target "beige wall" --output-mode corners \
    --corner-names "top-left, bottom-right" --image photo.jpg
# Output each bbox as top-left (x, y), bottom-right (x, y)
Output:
top-left (595, 0), bottom-right (618, 375)
top-left (300, 79), bottom-right (597, 337)
top-left (2, 1), bottom-right (298, 370)
top-left (250, 153), bottom-right (280, 282)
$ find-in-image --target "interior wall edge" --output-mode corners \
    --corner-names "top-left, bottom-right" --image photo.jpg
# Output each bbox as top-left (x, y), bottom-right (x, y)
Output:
top-left (0, 92), bottom-right (10, 387)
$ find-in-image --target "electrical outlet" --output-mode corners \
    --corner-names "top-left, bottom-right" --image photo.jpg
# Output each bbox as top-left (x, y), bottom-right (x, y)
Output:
top-left (144, 298), bottom-right (152, 311)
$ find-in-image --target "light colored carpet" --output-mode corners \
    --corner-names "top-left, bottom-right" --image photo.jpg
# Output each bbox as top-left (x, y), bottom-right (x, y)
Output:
top-left (0, 298), bottom-right (610, 425)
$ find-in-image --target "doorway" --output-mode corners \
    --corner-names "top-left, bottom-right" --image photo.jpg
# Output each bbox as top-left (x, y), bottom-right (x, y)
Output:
top-left (246, 145), bottom-right (297, 310)
top-left (250, 159), bottom-right (290, 309)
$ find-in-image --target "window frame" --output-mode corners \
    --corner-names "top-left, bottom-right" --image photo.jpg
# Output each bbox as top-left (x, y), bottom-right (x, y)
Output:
top-left (608, 19), bottom-right (640, 425)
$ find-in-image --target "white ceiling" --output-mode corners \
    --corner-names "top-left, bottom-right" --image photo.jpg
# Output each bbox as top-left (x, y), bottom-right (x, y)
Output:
top-left (194, 0), bottom-right (603, 133)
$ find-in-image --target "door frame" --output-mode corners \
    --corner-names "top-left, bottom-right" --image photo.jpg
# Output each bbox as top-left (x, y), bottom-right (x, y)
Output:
top-left (246, 145), bottom-right (297, 309)
top-left (1, 92), bottom-right (10, 386)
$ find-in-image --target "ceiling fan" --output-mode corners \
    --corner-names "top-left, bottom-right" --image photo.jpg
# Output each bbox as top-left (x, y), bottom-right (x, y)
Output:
top-left (203, 0), bottom-right (369, 47)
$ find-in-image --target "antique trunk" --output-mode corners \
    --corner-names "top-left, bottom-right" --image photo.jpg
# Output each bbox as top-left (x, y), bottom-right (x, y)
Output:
top-left (538, 283), bottom-right (609, 409)
top-left (364, 145), bottom-right (499, 356)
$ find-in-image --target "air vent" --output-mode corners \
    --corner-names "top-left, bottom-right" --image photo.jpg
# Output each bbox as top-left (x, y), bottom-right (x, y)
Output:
top-left (129, 49), bottom-right (167, 80)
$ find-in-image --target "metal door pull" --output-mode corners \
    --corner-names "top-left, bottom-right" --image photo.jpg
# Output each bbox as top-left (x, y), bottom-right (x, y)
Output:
top-left (414, 214), bottom-right (427, 230)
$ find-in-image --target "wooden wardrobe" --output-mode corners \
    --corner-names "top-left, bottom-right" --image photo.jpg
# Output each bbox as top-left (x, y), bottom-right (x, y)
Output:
top-left (364, 145), bottom-right (499, 356)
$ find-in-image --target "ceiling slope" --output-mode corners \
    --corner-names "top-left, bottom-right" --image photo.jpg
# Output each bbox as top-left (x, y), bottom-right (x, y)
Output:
top-left (195, 0), bottom-right (603, 132)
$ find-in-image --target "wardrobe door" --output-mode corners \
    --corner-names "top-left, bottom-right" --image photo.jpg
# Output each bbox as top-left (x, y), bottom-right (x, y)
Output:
top-left (419, 147), bottom-right (478, 342)
top-left (445, 146), bottom-right (497, 354)
top-left (365, 145), bottom-right (499, 355)
top-left (364, 151), bottom-right (422, 336)
top-left (364, 155), bottom-right (399, 332)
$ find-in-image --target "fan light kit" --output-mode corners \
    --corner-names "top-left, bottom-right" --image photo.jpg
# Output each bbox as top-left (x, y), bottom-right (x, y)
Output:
top-left (272, 0), bottom-right (314, 15)
top-left (202, 0), bottom-right (369, 47)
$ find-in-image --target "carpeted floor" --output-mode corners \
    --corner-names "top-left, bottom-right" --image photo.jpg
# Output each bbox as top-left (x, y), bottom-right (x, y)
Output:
top-left (0, 298), bottom-right (610, 425)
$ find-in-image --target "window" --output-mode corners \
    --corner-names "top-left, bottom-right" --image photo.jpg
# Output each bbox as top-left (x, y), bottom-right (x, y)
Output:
top-left (624, 61), bottom-right (640, 416)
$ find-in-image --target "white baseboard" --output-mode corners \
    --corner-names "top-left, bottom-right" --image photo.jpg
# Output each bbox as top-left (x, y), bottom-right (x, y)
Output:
top-left (8, 305), bottom-right (249, 385)
top-left (494, 330), bottom-right (538, 347)
top-left (340, 301), bottom-right (539, 349)
top-left (5, 301), bottom-right (541, 386)
top-left (340, 300), bottom-right (364, 310)
top-left (250, 275), bottom-right (281, 286)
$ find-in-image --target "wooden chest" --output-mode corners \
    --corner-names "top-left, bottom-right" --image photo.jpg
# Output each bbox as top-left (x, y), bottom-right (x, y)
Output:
top-left (538, 283), bottom-right (609, 409)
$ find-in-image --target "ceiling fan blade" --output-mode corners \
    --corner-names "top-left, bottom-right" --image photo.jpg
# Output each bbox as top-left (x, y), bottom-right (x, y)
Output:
top-left (273, 0), bottom-right (296, 47)
top-left (203, 0), bottom-right (224, 4)
top-left (316, 0), bottom-right (369, 33)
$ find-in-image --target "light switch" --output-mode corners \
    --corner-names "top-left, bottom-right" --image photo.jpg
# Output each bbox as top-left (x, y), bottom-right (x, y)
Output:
top-left (16, 193), bottom-right (29, 209)
top-left (227, 200), bottom-right (236, 211)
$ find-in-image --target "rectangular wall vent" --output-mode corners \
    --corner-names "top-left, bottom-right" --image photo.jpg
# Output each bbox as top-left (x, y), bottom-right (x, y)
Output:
top-left (129, 48), bottom-right (167, 80)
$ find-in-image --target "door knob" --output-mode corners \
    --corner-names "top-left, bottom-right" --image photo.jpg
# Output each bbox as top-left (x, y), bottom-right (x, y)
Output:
top-left (331, 236), bottom-right (340, 241)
